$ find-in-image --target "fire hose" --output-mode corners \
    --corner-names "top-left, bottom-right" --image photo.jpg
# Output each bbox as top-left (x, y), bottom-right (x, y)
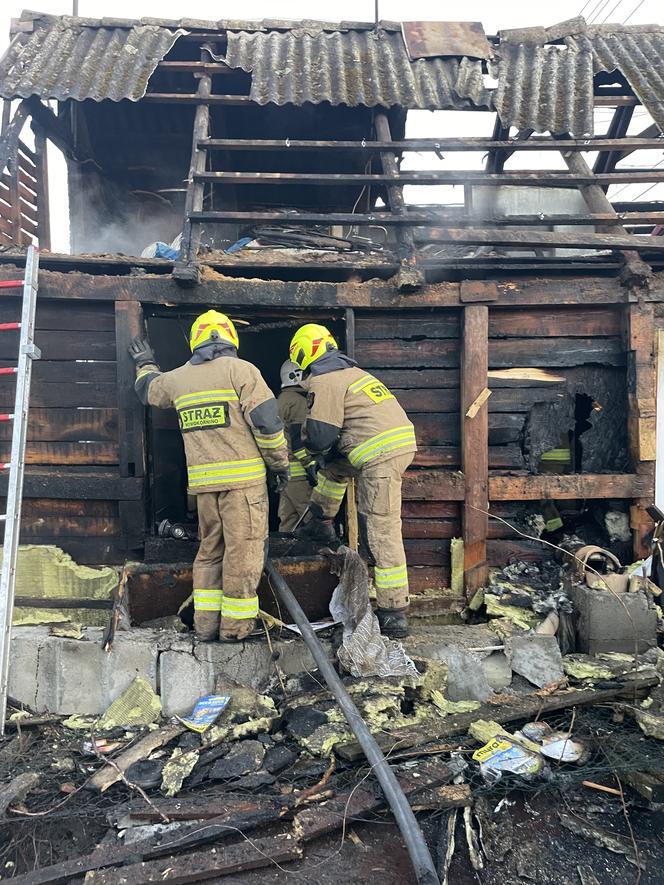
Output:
top-left (264, 559), bottom-right (440, 885)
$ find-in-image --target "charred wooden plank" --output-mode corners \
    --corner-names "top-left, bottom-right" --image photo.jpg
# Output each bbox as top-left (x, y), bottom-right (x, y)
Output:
top-left (489, 307), bottom-right (621, 338)
top-left (404, 538), bottom-right (451, 566)
top-left (0, 360), bottom-right (116, 383)
top-left (0, 408), bottom-right (118, 443)
top-left (425, 227), bottom-right (664, 252)
top-left (489, 337), bottom-right (624, 368)
top-left (412, 446), bottom-right (460, 467)
top-left (403, 519), bottom-right (459, 539)
top-left (0, 382), bottom-right (117, 409)
top-left (394, 389), bottom-right (459, 412)
top-left (488, 473), bottom-right (653, 500)
top-left (462, 305), bottom-right (489, 596)
top-left (294, 756), bottom-right (463, 843)
top-left (408, 567), bottom-right (452, 594)
top-left (355, 314), bottom-right (459, 339)
top-left (84, 834), bottom-right (302, 884)
top-left (199, 136), bottom-right (664, 153)
top-left (403, 469), bottom-right (465, 501)
top-left (376, 369), bottom-right (460, 388)
top-left (14, 596), bottom-right (114, 609)
top-left (0, 471), bottom-right (142, 501)
top-left (359, 339), bottom-right (459, 368)
top-left (0, 299), bottom-right (115, 331)
top-left (0, 329), bottom-right (116, 361)
top-left (0, 442), bottom-right (119, 466)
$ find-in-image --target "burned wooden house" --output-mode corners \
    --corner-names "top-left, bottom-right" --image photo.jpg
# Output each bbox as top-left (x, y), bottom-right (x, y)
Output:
top-left (0, 12), bottom-right (663, 619)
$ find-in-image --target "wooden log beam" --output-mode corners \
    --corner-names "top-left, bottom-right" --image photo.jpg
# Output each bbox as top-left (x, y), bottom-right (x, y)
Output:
top-left (192, 170), bottom-right (664, 187)
top-left (561, 148), bottom-right (651, 284)
top-left (488, 473), bottom-right (653, 500)
top-left (174, 66), bottom-right (212, 280)
top-left (461, 305), bottom-right (489, 596)
top-left (420, 227), bottom-right (664, 253)
top-left (200, 136), bottom-right (664, 153)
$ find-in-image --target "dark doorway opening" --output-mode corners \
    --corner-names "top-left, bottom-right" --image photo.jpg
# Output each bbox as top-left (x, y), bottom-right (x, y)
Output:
top-left (144, 308), bottom-right (345, 533)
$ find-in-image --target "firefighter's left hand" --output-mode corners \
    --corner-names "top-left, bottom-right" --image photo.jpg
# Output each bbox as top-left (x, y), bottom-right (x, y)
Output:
top-left (128, 335), bottom-right (156, 368)
top-left (270, 469), bottom-right (290, 493)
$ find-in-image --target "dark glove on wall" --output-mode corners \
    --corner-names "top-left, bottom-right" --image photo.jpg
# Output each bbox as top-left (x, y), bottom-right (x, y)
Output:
top-left (128, 335), bottom-right (156, 368)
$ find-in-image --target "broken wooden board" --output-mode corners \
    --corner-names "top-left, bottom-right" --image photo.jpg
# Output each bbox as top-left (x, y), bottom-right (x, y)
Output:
top-left (334, 675), bottom-right (659, 762)
top-left (89, 723), bottom-right (184, 793)
top-left (85, 834), bottom-right (302, 884)
top-left (293, 756), bottom-right (464, 842)
top-left (0, 771), bottom-right (39, 816)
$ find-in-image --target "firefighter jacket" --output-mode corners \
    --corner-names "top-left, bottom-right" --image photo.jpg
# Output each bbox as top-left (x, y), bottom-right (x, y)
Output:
top-left (277, 387), bottom-right (308, 480)
top-left (135, 350), bottom-right (288, 493)
top-left (302, 352), bottom-right (417, 469)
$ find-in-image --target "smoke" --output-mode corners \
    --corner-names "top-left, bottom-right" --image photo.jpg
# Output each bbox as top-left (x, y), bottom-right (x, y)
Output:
top-left (68, 162), bottom-right (183, 256)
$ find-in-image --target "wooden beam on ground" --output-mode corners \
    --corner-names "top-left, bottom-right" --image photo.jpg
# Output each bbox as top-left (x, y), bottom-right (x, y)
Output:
top-left (334, 673), bottom-right (658, 762)
top-left (461, 305), bottom-right (489, 597)
top-left (488, 473), bottom-right (654, 501)
top-left (83, 835), bottom-right (302, 884)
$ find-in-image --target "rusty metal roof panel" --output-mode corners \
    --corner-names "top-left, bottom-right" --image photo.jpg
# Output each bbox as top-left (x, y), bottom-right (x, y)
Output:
top-left (401, 21), bottom-right (493, 60)
top-left (493, 41), bottom-right (595, 137)
top-left (0, 16), bottom-right (183, 101)
top-left (224, 29), bottom-right (492, 109)
top-left (584, 26), bottom-right (664, 131)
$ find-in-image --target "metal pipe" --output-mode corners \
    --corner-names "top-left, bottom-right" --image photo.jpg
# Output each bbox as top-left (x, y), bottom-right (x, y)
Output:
top-left (264, 559), bottom-right (440, 885)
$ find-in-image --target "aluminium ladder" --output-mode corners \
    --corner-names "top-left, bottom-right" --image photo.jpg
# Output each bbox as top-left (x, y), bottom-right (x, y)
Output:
top-left (0, 246), bottom-right (40, 733)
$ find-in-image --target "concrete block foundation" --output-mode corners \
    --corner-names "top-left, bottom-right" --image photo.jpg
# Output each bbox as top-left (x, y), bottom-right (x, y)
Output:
top-left (569, 582), bottom-right (658, 655)
top-left (8, 626), bottom-right (321, 717)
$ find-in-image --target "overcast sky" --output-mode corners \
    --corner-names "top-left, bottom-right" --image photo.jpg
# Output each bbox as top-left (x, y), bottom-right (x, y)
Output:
top-left (1, 0), bottom-right (662, 252)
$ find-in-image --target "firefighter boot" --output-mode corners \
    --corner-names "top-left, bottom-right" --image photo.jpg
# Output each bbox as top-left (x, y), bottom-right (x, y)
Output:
top-left (219, 616), bottom-right (256, 642)
top-left (376, 607), bottom-right (409, 639)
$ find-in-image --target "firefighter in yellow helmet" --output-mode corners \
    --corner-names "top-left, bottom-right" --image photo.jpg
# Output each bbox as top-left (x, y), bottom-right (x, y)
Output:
top-left (289, 323), bottom-right (417, 638)
top-left (129, 310), bottom-right (289, 642)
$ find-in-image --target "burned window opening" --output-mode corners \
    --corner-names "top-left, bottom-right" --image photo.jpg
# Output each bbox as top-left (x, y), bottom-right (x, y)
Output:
top-left (522, 367), bottom-right (629, 475)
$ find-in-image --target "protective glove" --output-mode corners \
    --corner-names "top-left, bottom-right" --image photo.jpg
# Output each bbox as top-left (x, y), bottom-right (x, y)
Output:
top-left (303, 452), bottom-right (326, 487)
top-left (128, 335), bottom-right (156, 368)
top-left (270, 468), bottom-right (290, 494)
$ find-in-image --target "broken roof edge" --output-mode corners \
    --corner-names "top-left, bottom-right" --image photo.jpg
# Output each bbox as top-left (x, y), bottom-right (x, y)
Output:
top-left (14, 10), bottom-right (406, 34)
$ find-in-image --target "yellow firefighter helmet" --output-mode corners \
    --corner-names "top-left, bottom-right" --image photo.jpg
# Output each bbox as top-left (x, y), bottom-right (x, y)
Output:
top-left (289, 323), bottom-right (338, 370)
top-left (189, 310), bottom-right (239, 352)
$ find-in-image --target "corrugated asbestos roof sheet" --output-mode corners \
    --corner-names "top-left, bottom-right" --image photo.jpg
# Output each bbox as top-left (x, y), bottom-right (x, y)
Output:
top-left (223, 29), bottom-right (491, 109)
top-left (1, 12), bottom-right (664, 136)
top-left (582, 26), bottom-right (664, 132)
top-left (493, 40), bottom-right (595, 137)
top-left (0, 16), bottom-right (183, 101)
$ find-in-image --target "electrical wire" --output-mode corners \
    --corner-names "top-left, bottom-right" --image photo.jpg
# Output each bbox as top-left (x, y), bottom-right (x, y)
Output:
top-left (622, 0), bottom-right (647, 22)
top-left (588, 0), bottom-right (615, 23)
top-left (599, 0), bottom-right (630, 23)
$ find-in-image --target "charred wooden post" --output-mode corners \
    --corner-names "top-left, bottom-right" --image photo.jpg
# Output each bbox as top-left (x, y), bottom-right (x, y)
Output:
top-left (32, 126), bottom-right (50, 250)
top-left (625, 303), bottom-right (657, 559)
top-left (373, 112), bottom-right (423, 290)
top-left (461, 304), bottom-right (489, 597)
top-left (561, 148), bottom-right (652, 287)
top-left (173, 62), bottom-right (212, 285)
top-left (115, 301), bottom-right (146, 553)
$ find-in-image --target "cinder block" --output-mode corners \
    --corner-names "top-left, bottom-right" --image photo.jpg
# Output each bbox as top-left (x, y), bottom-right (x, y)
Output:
top-left (570, 582), bottom-right (657, 655)
top-left (8, 627), bottom-right (54, 713)
top-left (9, 626), bottom-right (162, 715)
top-left (160, 637), bottom-right (320, 717)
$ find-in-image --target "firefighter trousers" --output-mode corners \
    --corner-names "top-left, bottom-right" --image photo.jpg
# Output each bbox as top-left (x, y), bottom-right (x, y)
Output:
top-left (278, 477), bottom-right (311, 532)
top-left (310, 452), bottom-right (413, 610)
top-left (192, 484), bottom-right (268, 640)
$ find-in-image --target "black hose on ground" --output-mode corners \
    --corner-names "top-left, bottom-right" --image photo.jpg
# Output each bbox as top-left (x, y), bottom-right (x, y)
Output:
top-left (264, 559), bottom-right (440, 885)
